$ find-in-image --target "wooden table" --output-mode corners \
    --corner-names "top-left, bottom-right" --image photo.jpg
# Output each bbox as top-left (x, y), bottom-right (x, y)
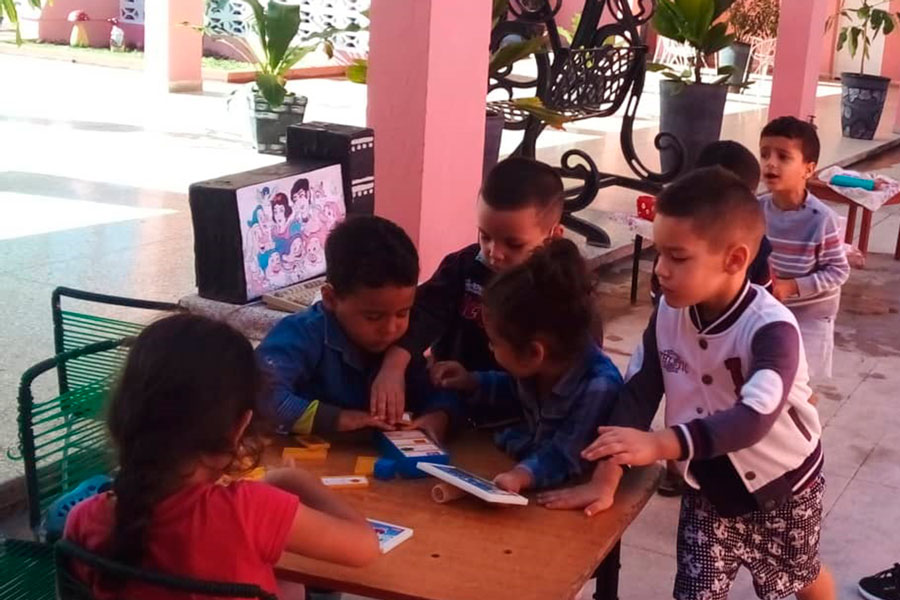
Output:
top-left (271, 431), bottom-right (660, 600)
top-left (808, 177), bottom-right (900, 260)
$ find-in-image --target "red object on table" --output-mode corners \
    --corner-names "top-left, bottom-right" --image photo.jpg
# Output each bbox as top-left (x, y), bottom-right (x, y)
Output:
top-left (637, 195), bottom-right (656, 220)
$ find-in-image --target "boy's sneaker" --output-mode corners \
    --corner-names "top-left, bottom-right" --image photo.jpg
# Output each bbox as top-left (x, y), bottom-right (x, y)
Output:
top-left (859, 564), bottom-right (900, 600)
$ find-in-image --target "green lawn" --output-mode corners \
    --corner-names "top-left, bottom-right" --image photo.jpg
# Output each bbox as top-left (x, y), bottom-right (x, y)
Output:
top-left (0, 39), bottom-right (251, 71)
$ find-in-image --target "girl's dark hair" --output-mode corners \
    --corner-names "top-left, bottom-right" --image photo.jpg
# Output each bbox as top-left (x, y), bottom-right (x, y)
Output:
top-left (270, 193), bottom-right (292, 219)
top-left (483, 238), bottom-right (593, 360)
top-left (290, 178), bottom-right (310, 198)
top-left (106, 314), bottom-right (265, 576)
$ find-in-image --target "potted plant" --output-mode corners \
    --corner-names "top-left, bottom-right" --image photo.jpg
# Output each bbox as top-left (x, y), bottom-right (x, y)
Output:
top-left (204, 0), bottom-right (356, 155)
top-left (1, 0), bottom-right (44, 45)
top-left (720, 0), bottom-right (779, 92)
top-left (649, 0), bottom-right (737, 173)
top-left (827, 1), bottom-right (900, 140)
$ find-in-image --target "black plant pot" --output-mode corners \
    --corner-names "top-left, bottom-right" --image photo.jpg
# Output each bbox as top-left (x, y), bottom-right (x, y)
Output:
top-left (483, 110), bottom-right (505, 181)
top-left (840, 73), bottom-right (890, 140)
top-left (252, 92), bottom-right (308, 155)
top-left (720, 41), bottom-right (751, 93)
top-left (659, 81), bottom-right (728, 175)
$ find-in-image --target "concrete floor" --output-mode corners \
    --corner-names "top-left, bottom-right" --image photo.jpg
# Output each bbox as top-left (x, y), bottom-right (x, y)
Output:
top-left (2, 53), bottom-right (900, 599)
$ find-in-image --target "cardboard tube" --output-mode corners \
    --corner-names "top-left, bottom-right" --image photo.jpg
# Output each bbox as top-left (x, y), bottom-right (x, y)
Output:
top-left (431, 482), bottom-right (466, 504)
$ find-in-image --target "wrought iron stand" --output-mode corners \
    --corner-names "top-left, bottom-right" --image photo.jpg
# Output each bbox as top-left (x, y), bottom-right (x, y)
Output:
top-left (488, 0), bottom-right (683, 256)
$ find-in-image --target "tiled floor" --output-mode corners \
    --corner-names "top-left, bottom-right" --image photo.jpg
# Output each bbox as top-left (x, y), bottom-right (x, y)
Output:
top-left (3, 53), bottom-right (900, 599)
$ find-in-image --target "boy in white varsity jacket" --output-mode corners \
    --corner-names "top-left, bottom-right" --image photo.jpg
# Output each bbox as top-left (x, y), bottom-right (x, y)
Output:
top-left (540, 168), bottom-right (834, 600)
top-left (759, 117), bottom-right (850, 380)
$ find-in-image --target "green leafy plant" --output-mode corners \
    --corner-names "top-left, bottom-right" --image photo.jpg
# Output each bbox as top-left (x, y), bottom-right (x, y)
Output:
top-left (1, 0), bottom-right (47, 45)
top-left (827, 0), bottom-right (900, 75)
top-left (202, 0), bottom-right (359, 108)
top-left (728, 0), bottom-right (780, 43)
top-left (648, 0), bottom-right (737, 86)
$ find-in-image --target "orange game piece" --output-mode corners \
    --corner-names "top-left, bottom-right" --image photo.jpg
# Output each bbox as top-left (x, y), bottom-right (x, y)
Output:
top-left (354, 455), bottom-right (377, 475)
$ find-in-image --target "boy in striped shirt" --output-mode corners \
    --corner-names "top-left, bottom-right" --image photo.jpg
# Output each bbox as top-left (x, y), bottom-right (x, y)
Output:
top-left (759, 117), bottom-right (850, 379)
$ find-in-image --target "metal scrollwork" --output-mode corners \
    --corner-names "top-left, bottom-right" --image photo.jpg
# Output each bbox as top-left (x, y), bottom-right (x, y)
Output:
top-left (488, 0), bottom-right (685, 248)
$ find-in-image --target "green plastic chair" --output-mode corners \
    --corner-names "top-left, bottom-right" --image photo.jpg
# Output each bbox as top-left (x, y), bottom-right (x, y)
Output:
top-left (51, 287), bottom-right (181, 395)
top-left (15, 339), bottom-right (127, 538)
top-left (0, 538), bottom-right (56, 600)
top-left (55, 539), bottom-right (279, 600)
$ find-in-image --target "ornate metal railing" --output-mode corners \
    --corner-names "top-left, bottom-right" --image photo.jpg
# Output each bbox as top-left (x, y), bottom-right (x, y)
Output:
top-left (488, 0), bottom-right (683, 247)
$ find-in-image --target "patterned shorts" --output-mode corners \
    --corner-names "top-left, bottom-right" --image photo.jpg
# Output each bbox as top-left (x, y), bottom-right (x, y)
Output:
top-left (673, 475), bottom-right (825, 600)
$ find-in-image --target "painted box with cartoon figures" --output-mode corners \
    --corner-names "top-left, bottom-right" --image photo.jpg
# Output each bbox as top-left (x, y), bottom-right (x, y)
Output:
top-left (190, 123), bottom-right (375, 304)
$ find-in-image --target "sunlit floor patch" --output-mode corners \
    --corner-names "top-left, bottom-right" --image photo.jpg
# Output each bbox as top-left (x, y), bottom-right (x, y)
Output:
top-left (0, 192), bottom-right (176, 240)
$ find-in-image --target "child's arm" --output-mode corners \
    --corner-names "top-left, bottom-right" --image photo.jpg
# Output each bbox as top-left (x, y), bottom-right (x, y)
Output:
top-left (371, 251), bottom-right (469, 423)
top-left (495, 374), bottom-right (622, 492)
top-left (265, 468), bottom-right (380, 567)
top-left (256, 316), bottom-right (329, 433)
top-left (256, 317), bottom-right (388, 434)
top-left (585, 321), bottom-right (802, 465)
top-left (537, 459), bottom-right (625, 516)
top-left (781, 213), bottom-right (850, 300)
top-left (608, 310), bottom-right (666, 430)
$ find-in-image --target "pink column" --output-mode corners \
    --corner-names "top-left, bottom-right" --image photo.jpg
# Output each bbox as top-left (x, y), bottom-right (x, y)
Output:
top-left (367, 0), bottom-right (490, 278)
top-left (882, 0), bottom-right (900, 81)
top-left (144, 0), bottom-right (203, 93)
top-left (768, 0), bottom-right (830, 121)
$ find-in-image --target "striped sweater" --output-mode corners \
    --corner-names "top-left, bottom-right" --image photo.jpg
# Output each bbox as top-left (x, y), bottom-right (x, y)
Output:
top-left (761, 192), bottom-right (850, 320)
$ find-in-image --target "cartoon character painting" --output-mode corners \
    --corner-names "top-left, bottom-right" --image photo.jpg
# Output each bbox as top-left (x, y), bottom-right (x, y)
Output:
top-left (236, 164), bottom-right (346, 299)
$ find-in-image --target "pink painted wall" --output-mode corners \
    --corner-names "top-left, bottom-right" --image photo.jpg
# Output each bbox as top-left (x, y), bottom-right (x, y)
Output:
top-left (367, 0), bottom-right (490, 279)
top-left (769, 0), bottom-right (830, 121)
top-left (144, 0), bottom-right (204, 91)
top-left (34, 0), bottom-right (141, 48)
top-left (881, 0), bottom-right (900, 81)
top-left (820, 0), bottom-right (840, 78)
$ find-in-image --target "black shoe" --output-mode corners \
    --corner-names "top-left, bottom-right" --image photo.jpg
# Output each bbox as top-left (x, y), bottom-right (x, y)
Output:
top-left (859, 564), bottom-right (900, 600)
top-left (657, 470), bottom-right (688, 497)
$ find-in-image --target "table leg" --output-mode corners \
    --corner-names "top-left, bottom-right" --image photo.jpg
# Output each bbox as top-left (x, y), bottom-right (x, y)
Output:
top-left (895, 222), bottom-right (900, 260)
top-left (859, 209), bottom-right (873, 256)
top-left (845, 204), bottom-right (857, 245)
top-left (630, 235), bottom-right (643, 305)
top-left (593, 541), bottom-right (621, 600)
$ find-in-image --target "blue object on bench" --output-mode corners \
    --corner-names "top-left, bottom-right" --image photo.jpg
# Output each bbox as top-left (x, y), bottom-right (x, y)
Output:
top-left (830, 174), bottom-right (876, 191)
top-left (44, 474), bottom-right (113, 541)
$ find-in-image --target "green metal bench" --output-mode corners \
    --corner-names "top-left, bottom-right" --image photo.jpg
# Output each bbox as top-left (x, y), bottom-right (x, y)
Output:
top-left (56, 539), bottom-right (279, 600)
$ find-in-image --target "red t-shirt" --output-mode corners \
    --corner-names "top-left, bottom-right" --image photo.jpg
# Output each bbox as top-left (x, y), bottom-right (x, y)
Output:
top-left (64, 481), bottom-right (299, 600)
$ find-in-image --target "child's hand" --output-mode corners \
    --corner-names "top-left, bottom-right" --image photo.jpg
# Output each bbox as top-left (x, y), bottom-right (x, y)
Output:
top-left (370, 355), bottom-right (408, 425)
top-left (336, 409), bottom-right (394, 432)
top-left (403, 411), bottom-right (450, 443)
top-left (581, 426), bottom-right (681, 466)
top-left (537, 460), bottom-right (623, 517)
top-left (430, 361), bottom-right (478, 392)
top-left (772, 277), bottom-right (799, 301)
top-left (493, 467), bottom-right (533, 493)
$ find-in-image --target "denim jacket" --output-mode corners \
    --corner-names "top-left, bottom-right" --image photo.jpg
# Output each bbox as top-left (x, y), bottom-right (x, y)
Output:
top-left (474, 343), bottom-right (623, 489)
top-left (256, 302), bottom-right (459, 433)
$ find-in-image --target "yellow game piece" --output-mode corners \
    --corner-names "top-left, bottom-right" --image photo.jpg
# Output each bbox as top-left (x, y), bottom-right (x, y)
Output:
top-left (320, 476), bottom-right (369, 490)
top-left (354, 455), bottom-right (377, 475)
top-left (241, 467), bottom-right (266, 481)
top-left (295, 435), bottom-right (331, 450)
top-left (283, 446), bottom-right (328, 461)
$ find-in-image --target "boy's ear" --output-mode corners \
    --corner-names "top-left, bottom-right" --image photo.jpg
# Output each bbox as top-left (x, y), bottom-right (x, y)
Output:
top-left (548, 223), bottom-right (564, 239)
top-left (321, 283), bottom-right (337, 310)
top-left (724, 243), bottom-right (751, 276)
top-left (803, 161), bottom-right (817, 181)
top-left (526, 340), bottom-right (547, 365)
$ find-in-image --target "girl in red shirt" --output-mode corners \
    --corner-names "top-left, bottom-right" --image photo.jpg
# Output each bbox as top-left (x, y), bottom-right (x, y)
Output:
top-left (64, 314), bottom-right (379, 599)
